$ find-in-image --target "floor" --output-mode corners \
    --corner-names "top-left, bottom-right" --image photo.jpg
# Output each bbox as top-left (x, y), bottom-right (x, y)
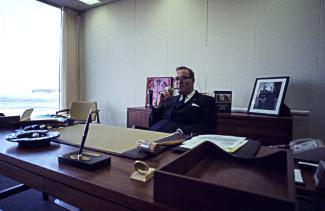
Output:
top-left (0, 175), bottom-right (68, 211)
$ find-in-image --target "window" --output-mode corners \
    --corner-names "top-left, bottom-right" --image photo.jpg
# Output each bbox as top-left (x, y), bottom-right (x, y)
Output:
top-left (0, 0), bottom-right (61, 116)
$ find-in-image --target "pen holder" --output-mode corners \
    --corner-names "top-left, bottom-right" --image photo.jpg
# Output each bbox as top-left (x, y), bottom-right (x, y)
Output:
top-left (58, 151), bottom-right (111, 170)
top-left (58, 109), bottom-right (110, 170)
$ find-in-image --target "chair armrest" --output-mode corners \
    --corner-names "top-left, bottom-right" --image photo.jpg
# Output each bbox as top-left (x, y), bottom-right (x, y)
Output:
top-left (91, 109), bottom-right (100, 124)
top-left (56, 108), bottom-right (70, 115)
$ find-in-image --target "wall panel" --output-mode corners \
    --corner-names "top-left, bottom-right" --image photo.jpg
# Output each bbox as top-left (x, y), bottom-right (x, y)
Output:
top-left (80, 0), bottom-right (325, 140)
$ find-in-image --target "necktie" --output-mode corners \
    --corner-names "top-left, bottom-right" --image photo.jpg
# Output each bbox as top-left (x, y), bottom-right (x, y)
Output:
top-left (176, 95), bottom-right (186, 109)
top-left (180, 95), bottom-right (186, 105)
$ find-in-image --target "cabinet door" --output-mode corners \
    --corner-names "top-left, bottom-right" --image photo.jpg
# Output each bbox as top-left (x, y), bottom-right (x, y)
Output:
top-left (127, 108), bottom-right (150, 128)
top-left (217, 113), bottom-right (292, 145)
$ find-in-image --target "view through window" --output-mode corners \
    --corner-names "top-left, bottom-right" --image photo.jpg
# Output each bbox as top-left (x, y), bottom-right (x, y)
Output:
top-left (0, 0), bottom-right (61, 116)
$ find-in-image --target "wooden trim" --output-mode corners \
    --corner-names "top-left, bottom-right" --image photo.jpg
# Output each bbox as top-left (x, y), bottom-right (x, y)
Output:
top-left (127, 107), bottom-right (293, 145)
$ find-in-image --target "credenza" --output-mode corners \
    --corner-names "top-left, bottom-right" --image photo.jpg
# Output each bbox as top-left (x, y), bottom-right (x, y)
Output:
top-left (127, 107), bottom-right (293, 145)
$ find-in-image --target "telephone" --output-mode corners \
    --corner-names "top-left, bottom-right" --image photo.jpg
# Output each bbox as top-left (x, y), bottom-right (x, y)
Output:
top-left (290, 138), bottom-right (325, 162)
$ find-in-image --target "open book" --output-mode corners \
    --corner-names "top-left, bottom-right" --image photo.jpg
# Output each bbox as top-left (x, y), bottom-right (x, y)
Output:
top-left (179, 134), bottom-right (248, 153)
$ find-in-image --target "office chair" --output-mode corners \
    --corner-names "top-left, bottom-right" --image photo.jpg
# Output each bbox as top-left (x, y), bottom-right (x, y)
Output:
top-left (20, 108), bottom-right (34, 121)
top-left (56, 101), bottom-right (100, 123)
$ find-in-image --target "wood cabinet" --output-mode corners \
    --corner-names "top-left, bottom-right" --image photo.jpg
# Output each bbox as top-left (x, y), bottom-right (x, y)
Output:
top-left (217, 113), bottom-right (292, 145)
top-left (127, 107), bottom-right (293, 145)
top-left (127, 107), bottom-right (151, 129)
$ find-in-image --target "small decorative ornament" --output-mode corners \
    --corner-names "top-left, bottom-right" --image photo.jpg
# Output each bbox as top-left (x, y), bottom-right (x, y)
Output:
top-left (134, 160), bottom-right (150, 175)
top-left (130, 160), bottom-right (155, 182)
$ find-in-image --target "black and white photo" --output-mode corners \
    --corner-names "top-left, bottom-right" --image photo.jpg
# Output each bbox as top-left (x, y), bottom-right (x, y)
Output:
top-left (248, 77), bottom-right (289, 115)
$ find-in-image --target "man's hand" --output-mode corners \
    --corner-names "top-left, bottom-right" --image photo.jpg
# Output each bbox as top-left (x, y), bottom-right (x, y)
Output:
top-left (156, 88), bottom-right (173, 107)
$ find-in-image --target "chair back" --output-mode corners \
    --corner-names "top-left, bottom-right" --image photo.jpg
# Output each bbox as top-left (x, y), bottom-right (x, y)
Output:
top-left (69, 101), bottom-right (98, 122)
top-left (20, 108), bottom-right (34, 121)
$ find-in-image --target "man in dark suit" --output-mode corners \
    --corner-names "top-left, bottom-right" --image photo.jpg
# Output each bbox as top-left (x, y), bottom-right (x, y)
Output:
top-left (148, 66), bottom-right (216, 135)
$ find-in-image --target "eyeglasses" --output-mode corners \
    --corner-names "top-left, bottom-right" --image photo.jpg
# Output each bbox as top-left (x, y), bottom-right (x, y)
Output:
top-left (174, 76), bottom-right (193, 82)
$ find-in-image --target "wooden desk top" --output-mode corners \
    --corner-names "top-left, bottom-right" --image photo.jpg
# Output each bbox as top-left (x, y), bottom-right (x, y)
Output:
top-left (0, 129), bottom-right (177, 211)
top-left (0, 128), bottom-right (321, 210)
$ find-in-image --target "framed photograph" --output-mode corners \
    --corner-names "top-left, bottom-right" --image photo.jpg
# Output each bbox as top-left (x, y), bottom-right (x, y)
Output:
top-left (248, 76), bottom-right (289, 116)
top-left (146, 77), bottom-right (173, 108)
top-left (214, 91), bottom-right (232, 113)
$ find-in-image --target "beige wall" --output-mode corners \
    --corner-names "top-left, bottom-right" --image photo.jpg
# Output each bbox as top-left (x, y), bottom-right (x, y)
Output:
top-left (79, 0), bottom-right (325, 140)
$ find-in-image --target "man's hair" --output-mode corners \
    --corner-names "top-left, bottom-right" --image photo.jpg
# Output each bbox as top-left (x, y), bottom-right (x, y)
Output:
top-left (176, 66), bottom-right (195, 79)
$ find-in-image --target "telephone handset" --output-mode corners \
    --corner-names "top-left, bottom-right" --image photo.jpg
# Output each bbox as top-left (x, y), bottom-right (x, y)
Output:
top-left (290, 138), bottom-right (325, 162)
top-left (290, 138), bottom-right (321, 154)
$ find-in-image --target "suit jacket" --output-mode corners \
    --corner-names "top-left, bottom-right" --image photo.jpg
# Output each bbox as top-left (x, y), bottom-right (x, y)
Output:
top-left (148, 91), bottom-right (216, 135)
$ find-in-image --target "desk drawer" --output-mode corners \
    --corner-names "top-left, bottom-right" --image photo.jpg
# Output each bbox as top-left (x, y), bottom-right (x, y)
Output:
top-left (218, 117), bottom-right (292, 145)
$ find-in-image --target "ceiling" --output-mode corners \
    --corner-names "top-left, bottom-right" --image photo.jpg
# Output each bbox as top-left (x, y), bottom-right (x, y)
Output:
top-left (37, 0), bottom-right (118, 13)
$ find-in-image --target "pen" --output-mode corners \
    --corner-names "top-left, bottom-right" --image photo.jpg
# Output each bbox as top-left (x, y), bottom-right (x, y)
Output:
top-left (78, 109), bottom-right (93, 157)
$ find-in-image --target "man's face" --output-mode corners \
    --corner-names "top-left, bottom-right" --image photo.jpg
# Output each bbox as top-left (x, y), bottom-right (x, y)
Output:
top-left (175, 69), bottom-right (194, 95)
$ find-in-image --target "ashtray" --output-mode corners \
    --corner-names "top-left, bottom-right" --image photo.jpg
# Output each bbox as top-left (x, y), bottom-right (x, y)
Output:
top-left (6, 130), bottom-right (60, 147)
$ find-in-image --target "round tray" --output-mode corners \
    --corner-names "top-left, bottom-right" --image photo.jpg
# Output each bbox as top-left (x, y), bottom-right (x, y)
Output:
top-left (6, 130), bottom-right (60, 147)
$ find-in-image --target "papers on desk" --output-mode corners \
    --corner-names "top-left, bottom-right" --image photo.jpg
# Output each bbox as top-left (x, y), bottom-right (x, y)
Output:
top-left (180, 134), bottom-right (248, 153)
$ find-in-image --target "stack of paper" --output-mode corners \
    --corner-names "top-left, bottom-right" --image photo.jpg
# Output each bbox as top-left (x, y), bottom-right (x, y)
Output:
top-left (180, 135), bottom-right (248, 153)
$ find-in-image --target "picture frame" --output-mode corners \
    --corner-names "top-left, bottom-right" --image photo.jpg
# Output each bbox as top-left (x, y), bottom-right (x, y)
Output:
top-left (145, 77), bottom-right (173, 108)
top-left (248, 76), bottom-right (289, 116)
top-left (214, 91), bottom-right (232, 113)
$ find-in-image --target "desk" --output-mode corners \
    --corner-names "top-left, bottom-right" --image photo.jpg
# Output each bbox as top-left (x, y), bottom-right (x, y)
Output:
top-left (0, 128), bottom-right (193, 211)
top-left (0, 128), bottom-right (319, 210)
top-left (127, 107), bottom-right (293, 145)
